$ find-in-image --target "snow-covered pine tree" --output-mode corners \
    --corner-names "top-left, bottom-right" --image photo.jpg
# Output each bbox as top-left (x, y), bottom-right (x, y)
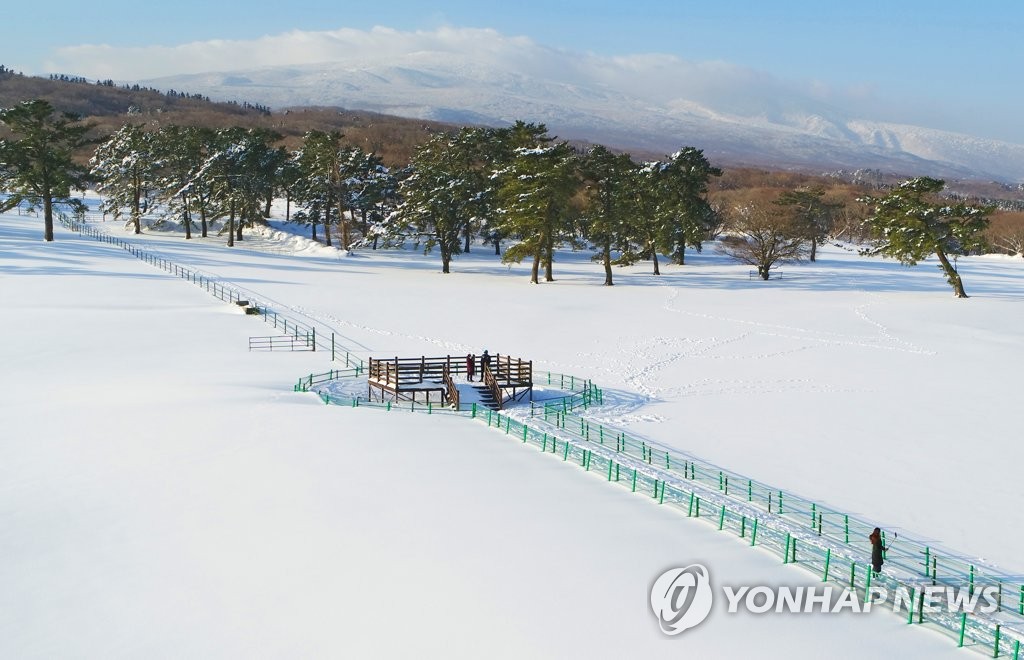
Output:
top-left (859, 177), bottom-right (992, 298)
top-left (396, 128), bottom-right (495, 273)
top-left (90, 123), bottom-right (156, 235)
top-left (650, 147), bottom-right (722, 265)
top-left (579, 145), bottom-right (638, 285)
top-left (0, 100), bottom-right (90, 241)
top-left (495, 138), bottom-right (580, 283)
top-left (151, 125), bottom-right (213, 239)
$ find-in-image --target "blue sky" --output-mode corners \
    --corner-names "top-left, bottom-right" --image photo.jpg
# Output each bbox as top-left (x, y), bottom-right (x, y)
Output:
top-left (6, 1), bottom-right (1023, 143)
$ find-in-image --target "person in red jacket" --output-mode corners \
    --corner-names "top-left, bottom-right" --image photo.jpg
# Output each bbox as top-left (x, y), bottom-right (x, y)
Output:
top-left (869, 528), bottom-right (886, 576)
top-left (465, 353), bottom-right (475, 382)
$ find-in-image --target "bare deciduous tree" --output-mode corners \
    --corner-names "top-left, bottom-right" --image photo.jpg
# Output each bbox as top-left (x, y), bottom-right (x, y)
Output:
top-left (987, 211), bottom-right (1024, 257)
top-left (716, 192), bottom-right (809, 279)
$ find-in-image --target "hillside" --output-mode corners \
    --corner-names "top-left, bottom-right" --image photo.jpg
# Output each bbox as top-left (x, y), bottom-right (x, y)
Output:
top-left (0, 67), bottom-right (449, 166)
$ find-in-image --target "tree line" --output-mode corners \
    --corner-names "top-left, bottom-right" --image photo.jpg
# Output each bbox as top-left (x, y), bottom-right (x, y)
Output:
top-left (0, 99), bottom-right (1000, 296)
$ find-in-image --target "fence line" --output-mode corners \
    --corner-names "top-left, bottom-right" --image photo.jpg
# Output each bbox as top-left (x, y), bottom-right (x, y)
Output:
top-left (304, 366), bottom-right (1023, 658)
top-left (59, 215), bottom-right (364, 368)
top-left (51, 213), bottom-right (1022, 656)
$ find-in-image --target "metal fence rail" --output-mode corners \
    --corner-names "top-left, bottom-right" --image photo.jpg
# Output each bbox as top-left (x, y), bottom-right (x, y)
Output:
top-left (303, 366), bottom-right (1023, 658)
top-left (59, 215), bottom-right (364, 368)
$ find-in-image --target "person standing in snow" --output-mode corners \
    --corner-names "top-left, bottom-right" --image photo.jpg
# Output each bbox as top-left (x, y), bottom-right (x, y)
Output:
top-left (869, 527), bottom-right (886, 576)
top-left (466, 353), bottom-right (476, 382)
top-left (480, 350), bottom-right (490, 382)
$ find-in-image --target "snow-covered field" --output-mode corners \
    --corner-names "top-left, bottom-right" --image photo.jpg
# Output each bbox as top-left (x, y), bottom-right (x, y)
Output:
top-left (3, 202), bottom-right (1022, 658)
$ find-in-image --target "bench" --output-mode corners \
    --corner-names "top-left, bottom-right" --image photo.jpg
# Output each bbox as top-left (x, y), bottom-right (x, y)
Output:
top-left (749, 270), bottom-right (783, 279)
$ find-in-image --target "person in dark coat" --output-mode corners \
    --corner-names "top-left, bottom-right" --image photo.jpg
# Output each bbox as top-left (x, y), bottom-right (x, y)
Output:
top-left (465, 353), bottom-right (475, 382)
top-left (480, 350), bottom-right (490, 382)
top-left (869, 527), bottom-right (886, 576)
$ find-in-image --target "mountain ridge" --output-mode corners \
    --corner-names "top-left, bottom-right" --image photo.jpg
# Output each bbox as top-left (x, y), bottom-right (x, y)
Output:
top-left (144, 57), bottom-right (1024, 183)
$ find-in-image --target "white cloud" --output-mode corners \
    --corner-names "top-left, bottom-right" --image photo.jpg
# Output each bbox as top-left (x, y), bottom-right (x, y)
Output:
top-left (46, 25), bottom-right (862, 121)
top-left (46, 26), bottom-right (535, 80)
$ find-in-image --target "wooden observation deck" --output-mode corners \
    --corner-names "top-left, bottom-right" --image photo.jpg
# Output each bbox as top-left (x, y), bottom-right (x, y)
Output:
top-left (366, 353), bottom-right (533, 410)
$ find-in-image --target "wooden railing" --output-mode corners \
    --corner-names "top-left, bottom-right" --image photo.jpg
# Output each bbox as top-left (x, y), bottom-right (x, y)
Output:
top-left (442, 364), bottom-right (460, 410)
top-left (367, 354), bottom-right (533, 410)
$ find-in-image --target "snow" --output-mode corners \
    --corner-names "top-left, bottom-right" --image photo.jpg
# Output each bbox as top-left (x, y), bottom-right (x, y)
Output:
top-left (4, 200), bottom-right (1022, 658)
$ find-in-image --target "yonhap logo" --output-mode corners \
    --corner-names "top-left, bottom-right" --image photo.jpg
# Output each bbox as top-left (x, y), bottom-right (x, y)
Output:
top-left (649, 564), bottom-right (714, 635)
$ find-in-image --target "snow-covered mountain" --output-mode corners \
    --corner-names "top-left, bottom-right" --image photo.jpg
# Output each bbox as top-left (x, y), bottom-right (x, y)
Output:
top-left (146, 54), bottom-right (1024, 182)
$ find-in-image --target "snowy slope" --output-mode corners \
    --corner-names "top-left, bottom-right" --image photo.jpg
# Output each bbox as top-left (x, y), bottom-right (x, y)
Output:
top-left (146, 55), bottom-right (1024, 182)
top-left (4, 203), bottom-right (1023, 657)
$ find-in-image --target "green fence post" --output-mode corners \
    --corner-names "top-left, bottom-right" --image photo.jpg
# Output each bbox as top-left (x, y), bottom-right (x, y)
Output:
top-left (1013, 639), bottom-right (1019, 660)
top-left (718, 505), bottom-right (725, 530)
top-left (740, 516), bottom-right (746, 538)
top-left (607, 460), bottom-right (613, 481)
top-left (907, 587), bottom-right (916, 624)
top-left (665, 452), bottom-right (670, 469)
top-left (1019, 585), bottom-right (1023, 615)
top-left (631, 470), bottom-right (637, 492)
top-left (522, 425), bottom-right (528, 442)
top-left (778, 491), bottom-right (784, 514)
top-left (687, 491), bottom-right (695, 517)
top-left (750, 519), bottom-right (758, 546)
top-left (957, 612), bottom-right (966, 648)
top-left (993, 624), bottom-right (1001, 657)
top-left (811, 503), bottom-right (816, 528)
top-left (615, 463), bottom-right (620, 481)
top-left (823, 548), bottom-right (831, 582)
top-left (695, 497), bottom-right (700, 518)
top-left (386, 401), bottom-right (391, 411)
top-left (659, 482), bottom-right (666, 504)
top-left (864, 569), bottom-right (872, 603)
top-left (791, 538), bottom-right (797, 563)
top-left (472, 403), bottom-right (477, 418)
top-left (748, 479), bottom-right (752, 502)
top-left (563, 442), bottom-right (570, 461)
top-left (783, 534), bottom-right (791, 563)
top-left (845, 515), bottom-right (850, 544)
top-left (850, 561), bottom-right (856, 588)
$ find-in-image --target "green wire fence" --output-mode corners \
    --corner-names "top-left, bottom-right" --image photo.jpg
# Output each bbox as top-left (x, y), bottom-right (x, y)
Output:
top-left (52, 212), bottom-right (1024, 658)
top-left (305, 366), bottom-right (1024, 658)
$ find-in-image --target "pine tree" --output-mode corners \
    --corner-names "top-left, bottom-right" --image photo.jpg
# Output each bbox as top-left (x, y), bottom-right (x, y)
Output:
top-left (152, 125), bottom-right (214, 239)
top-left (650, 148), bottom-right (722, 265)
top-left (775, 187), bottom-right (842, 262)
top-left (495, 139), bottom-right (580, 284)
top-left (859, 177), bottom-right (991, 298)
top-left (0, 100), bottom-right (90, 241)
top-left (396, 128), bottom-right (494, 273)
top-left (90, 123), bottom-right (156, 235)
top-left (196, 128), bottom-right (281, 246)
top-left (580, 146), bottom-right (637, 285)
